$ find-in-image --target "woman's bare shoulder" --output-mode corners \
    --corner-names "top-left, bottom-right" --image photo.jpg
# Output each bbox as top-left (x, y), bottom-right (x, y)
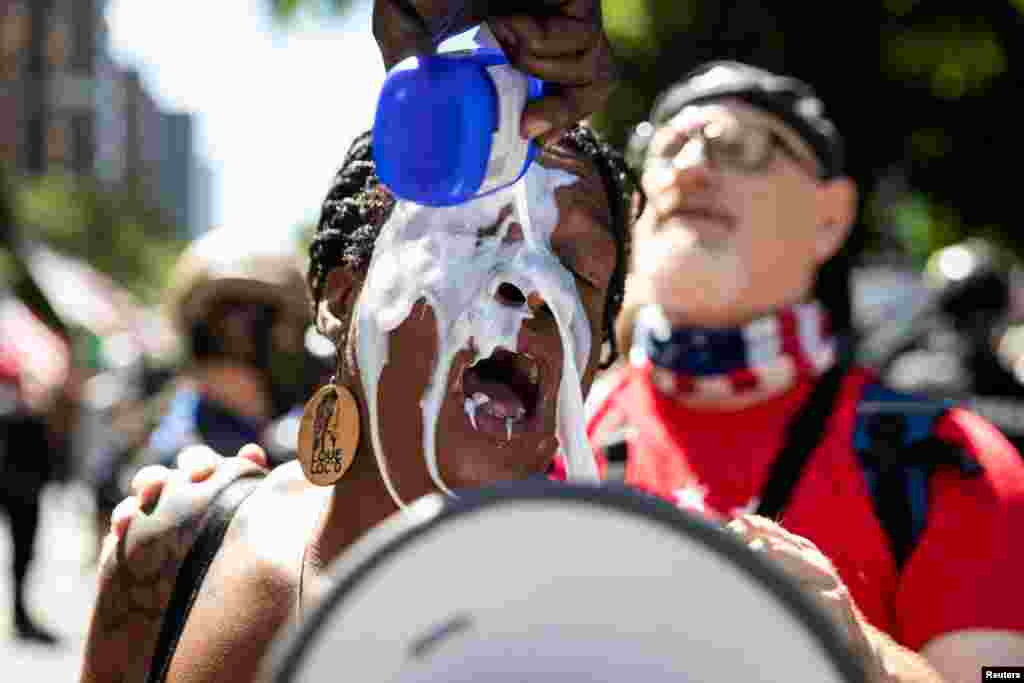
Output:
top-left (229, 461), bottom-right (330, 567)
top-left (162, 463), bottom-right (328, 683)
top-left (81, 452), bottom-right (274, 683)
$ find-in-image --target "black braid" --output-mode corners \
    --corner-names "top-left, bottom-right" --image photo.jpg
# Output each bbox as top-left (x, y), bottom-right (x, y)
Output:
top-left (308, 131), bottom-right (393, 316)
top-left (308, 125), bottom-right (640, 366)
top-left (558, 125), bottom-right (642, 368)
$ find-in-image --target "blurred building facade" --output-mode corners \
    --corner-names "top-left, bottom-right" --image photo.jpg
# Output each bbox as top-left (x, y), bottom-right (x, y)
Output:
top-left (160, 111), bottom-right (194, 237)
top-left (0, 0), bottom-right (211, 238)
top-left (190, 157), bottom-right (213, 241)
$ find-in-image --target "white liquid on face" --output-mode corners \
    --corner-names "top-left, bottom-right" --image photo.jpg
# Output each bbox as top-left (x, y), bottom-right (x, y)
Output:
top-left (513, 181), bottom-right (596, 485)
top-left (355, 166), bottom-right (599, 508)
top-left (464, 392), bottom-right (490, 431)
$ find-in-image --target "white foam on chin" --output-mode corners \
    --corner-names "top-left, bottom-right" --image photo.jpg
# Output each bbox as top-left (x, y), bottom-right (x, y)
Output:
top-left (464, 392), bottom-right (490, 431)
top-left (513, 180), bottom-right (597, 485)
top-left (355, 166), bottom-right (598, 509)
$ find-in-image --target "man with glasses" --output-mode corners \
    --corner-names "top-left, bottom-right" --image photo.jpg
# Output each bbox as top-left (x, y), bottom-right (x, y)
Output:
top-left (586, 61), bottom-right (1024, 682)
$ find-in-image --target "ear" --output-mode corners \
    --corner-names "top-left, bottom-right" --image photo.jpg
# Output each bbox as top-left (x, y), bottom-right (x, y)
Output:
top-left (317, 266), bottom-right (358, 345)
top-left (814, 177), bottom-right (857, 265)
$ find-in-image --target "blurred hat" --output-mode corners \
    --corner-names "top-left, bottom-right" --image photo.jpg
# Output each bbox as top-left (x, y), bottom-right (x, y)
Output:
top-left (166, 227), bottom-right (309, 336)
top-left (629, 61), bottom-right (844, 179)
top-left (271, 480), bottom-right (865, 683)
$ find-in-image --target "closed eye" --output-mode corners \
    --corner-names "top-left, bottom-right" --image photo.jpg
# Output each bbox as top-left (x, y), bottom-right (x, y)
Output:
top-left (555, 249), bottom-right (599, 290)
top-left (567, 266), bottom-right (599, 290)
top-left (553, 257), bottom-right (595, 290)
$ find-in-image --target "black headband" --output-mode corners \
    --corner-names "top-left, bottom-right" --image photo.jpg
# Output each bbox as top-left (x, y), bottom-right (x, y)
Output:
top-left (638, 61), bottom-right (845, 179)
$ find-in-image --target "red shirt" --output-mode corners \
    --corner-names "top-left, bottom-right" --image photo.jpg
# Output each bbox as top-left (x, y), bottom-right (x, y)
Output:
top-left (574, 364), bottom-right (1024, 650)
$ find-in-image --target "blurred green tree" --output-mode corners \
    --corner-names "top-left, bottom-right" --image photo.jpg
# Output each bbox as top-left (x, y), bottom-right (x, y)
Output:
top-left (13, 173), bottom-right (187, 304)
top-left (0, 166), bottom-right (65, 333)
top-left (267, 0), bottom-right (1024, 266)
top-left (268, 0), bottom-right (358, 22)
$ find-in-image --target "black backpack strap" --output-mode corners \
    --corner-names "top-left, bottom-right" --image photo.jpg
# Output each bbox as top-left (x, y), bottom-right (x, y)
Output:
top-left (755, 355), bottom-right (852, 520)
top-left (594, 354), bottom-right (852, 501)
top-left (600, 428), bottom-right (631, 483)
top-left (146, 472), bottom-right (266, 683)
top-left (854, 384), bottom-right (982, 568)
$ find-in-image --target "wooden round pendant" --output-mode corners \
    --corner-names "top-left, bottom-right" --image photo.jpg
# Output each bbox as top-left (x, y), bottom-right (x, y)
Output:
top-left (298, 384), bottom-right (360, 486)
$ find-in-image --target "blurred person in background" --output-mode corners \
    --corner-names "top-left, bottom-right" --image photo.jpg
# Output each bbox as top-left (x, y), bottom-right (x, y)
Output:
top-left (0, 352), bottom-right (61, 645)
top-left (582, 61), bottom-right (1024, 681)
top-left (878, 238), bottom-right (1024, 453)
top-left (76, 336), bottom-right (166, 563)
top-left (81, 247), bottom-right (327, 558)
top-left (76, 227), bottom-right (310, 558)
top-left (260, 323), bottom-right (339, 465)
top-left (140, 226), bottom-right (312, 472)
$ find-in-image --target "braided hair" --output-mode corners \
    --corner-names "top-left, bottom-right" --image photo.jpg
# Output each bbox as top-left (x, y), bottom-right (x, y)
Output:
top-left (308, 124), bottom-right (639, 369)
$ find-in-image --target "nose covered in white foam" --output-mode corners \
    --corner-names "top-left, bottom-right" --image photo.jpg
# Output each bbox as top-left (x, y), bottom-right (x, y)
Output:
top-left (355, 167), bottom-right (599, 508)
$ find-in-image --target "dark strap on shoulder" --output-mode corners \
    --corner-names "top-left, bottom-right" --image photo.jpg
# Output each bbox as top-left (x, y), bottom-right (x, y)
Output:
top-left (755, 355), bottom-right (851, 520)
top-left (602, 429), bottom-right (631, 483)
top-left (598, 356), bottom-right (851, 502)
top-left (146, 473), bottom-right (265, 683)
top-left (854, 385), bottom-right (982, 567)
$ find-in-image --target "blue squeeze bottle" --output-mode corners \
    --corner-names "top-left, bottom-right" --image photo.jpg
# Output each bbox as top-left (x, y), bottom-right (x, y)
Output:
top-left (373, 25), bottom-right (545, 207)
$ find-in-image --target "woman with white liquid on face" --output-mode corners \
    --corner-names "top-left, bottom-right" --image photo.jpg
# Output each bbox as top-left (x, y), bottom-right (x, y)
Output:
top-left (336, 129), bottom-right (626, 503)
top-left (80, 125), bottom-right (632, 683)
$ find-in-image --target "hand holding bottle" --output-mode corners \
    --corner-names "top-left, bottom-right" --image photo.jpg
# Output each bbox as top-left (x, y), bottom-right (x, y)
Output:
top-left (372, 0), bottom-right (618, 144)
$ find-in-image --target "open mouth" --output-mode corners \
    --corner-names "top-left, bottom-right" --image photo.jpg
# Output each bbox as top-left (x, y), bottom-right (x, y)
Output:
top-left (461, 348), bottom-right (543, 439)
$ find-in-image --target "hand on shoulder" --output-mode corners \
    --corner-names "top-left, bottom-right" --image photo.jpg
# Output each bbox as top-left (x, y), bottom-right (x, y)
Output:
top-left (81, 444), bottom-right (270, 683)
top-left (372, 0), bottom-right (618, 143)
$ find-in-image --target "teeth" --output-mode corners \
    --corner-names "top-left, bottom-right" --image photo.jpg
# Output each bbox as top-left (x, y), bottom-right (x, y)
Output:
top-left (465, 390), bottom-right (527, 437)
top-left (464, 392), bottom-right (491, 431)
top-left (528, 362), bottom-right (539, 385)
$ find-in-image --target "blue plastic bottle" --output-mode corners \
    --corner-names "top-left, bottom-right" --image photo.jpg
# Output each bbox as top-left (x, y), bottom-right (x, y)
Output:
top-left (373, 27), bottom-right (545, 207)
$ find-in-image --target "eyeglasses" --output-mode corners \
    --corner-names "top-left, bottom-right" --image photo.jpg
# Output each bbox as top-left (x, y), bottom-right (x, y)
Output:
top-left (627, 119), bottom-right (820, 178)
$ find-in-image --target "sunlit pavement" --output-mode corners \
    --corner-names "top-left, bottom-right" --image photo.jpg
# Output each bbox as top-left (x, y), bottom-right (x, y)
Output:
top-left (0, 483), bottom-right (100, 679)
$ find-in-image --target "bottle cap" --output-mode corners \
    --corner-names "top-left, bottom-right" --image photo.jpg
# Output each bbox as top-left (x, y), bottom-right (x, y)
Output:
top-left (373, 27), bottom-right (544, 207)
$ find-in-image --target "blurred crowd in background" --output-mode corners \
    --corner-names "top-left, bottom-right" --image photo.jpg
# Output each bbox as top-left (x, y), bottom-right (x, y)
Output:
top-left (0, 0), bottom-right (1022, 652)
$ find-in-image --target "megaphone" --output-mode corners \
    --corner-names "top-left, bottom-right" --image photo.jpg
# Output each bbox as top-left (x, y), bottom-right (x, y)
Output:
top-left (270, 480), bottom-right (866, 683)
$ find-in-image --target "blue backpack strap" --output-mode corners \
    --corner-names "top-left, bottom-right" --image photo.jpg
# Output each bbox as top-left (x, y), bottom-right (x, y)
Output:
top-left (854, 383), bottom-right (982, 568)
